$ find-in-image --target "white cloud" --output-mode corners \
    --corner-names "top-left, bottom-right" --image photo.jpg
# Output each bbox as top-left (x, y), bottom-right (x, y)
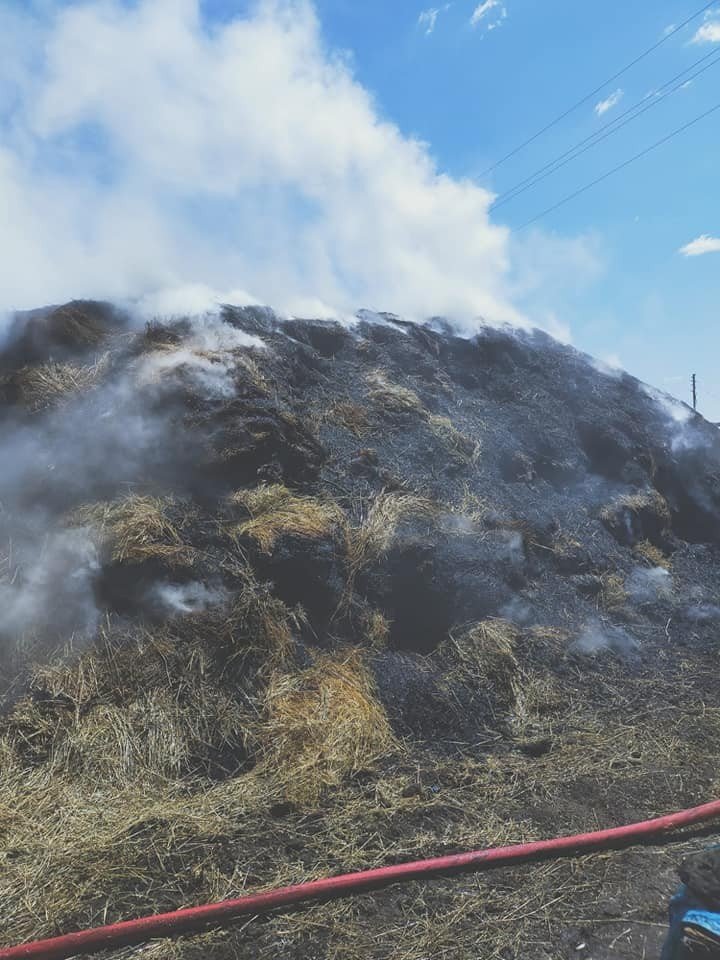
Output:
top-left (470, 0), bottom-right (498, 24)
top-left (594, 89), bottom-right (624, 116)
top-left (691, 20), bottom-right (720, 43)
top-left (418, 5), bottom-right (451, 35)
top-left (0, 0), bottom-right (522, 328)
top-left (470, 0), bottom-right (507, 32)
top-left (679, 235), bottom-right (720, 257)
top-left (663, 23), bottom-right (677, 37)
top-left (418, 8), bottom-right (440, 34)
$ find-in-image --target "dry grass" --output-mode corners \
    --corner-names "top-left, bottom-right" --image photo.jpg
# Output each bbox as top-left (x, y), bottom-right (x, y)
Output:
top-left (50, 302), bottom-right (110, 348)
top-left (19, 689), bottom-right (246, 785)
top-left (511, 673), bottom-right (566, 735)
top-left (0, 625), bottom-right (260, 942)
top-left (30, 628), bottom-right (178, 705)
top-left (70, 496), bottom-right (196, 566)
top-left (0, 760), bottom-right (252, 944)
top-left (138, 319), bottom-right (185, 350)
top-left (450, 485), bottom-right (489, 525)
top-left (366, 373), bottom-right (479, 469)
top-left (229, 484), bottom-right (346, 554)
top-left (523, 625), bottom-right (571, 661)
top-left (216, 561), bottom-right (306, 668)
top-left (600, 489), bottom-right (671, 539)
top-left (234, 353), bottom-right (270, 394)
top-left (347, 491), bottom-right (437, 577)
top-left (1, 631), bottom-right (718, 958)
top-left (551, 534), bottom-right (582, 553)
top-left (367, 371), bottom-right (425, 416)
top-left (633, 539), bottom-right (671, 569)
top-left (444, 620), bottom-right (519, 711)
top-left (684, 925), bottom-right (720, 952)
top-left (427, 414), bottom-right (480, 464)
top-left (13, 355), bottom-right (109, 412)
top-left (515, 710), bottom-right (685, 790)
top-left (0, 740), bottom-right (528, 952)
top-left (0, 594), bottom-right (711, 959)
top-left (361, 609), bottom-right (391, 650)
top-left (13, 628), bottom-right (249, 782)
top-left (622, 490), bottom-right (670, 519)
top-left (253, 650), bottom-right (397, 805)
top-left (599, 572), bottom-right (628, 611)
top-left (0, 639), bottom-right (398, 942)
top-left (326, 401), bottom-right (371, 437)
top-left (138, 345), bottom-right (268, 397)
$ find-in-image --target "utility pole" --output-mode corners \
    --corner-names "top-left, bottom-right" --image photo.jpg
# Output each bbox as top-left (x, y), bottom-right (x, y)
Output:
top-left (692, 373), bottom-right (697, 411)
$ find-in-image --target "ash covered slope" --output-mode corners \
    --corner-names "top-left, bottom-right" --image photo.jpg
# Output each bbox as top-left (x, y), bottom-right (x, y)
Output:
top-left (1, 302), bottom-right (720, 959)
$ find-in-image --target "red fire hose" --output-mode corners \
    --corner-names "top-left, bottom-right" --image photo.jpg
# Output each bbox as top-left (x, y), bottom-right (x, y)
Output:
top-left (3, 797), bottom-right (720, 960)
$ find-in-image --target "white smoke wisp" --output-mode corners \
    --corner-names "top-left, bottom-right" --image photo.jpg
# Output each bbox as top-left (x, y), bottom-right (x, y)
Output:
top-left (670, 426), bottom-right (712, 454)
top-left (0, 527), bottom-right (100, 648)
top-left (499, 530), bottom-right (525, 564)
top-left (178, 316), bottom-right (267, 358)
top-left (573, 621), bottom-right (639, 657)
top-left (641, 382), bottom-right (698, 454)
top-left (0, 311), bottom-right (251, 663)
top-left (135, 312), bottom-right (267, 399)
top-left (641, 384), bottom-right (693, 424)
top-left (0, 278), bottom-right (281, 653)
top-left (0, 372), bottom-right (180, 507)
top-left (588, 355), bottom-right (624, 380)
top-left (0, 0), bottom-right (523, 329)
top-left (133, 285), bottom-right (262, 321)
top-left (152, 581), bottom-right (226, 616)
top-left (499, 597), bottom-right (533, 624)
top-left (137, 347), bottom-right (234, 399)
top-left (685, 603), bottom-right (720, 623)
top-left (638, 381), bottom-right (718, 458)
top-left (626, 566), bottom-right (672, 603)
top-left (439, 511), bottom-right (480, 536)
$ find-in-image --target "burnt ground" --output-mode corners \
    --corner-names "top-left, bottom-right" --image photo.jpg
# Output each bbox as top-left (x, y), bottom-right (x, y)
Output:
top-left (2, 302), bottom-right (720, 958)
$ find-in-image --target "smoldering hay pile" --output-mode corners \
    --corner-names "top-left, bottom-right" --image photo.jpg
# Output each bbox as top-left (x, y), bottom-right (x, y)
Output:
top-left (2, 300), bottom-right (720, 959)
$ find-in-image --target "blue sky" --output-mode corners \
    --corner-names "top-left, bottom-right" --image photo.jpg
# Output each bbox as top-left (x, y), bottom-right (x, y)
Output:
top-left (297, 0), bottom-right (720, 414)
top-left (1, 0), bottom-right (719, 415)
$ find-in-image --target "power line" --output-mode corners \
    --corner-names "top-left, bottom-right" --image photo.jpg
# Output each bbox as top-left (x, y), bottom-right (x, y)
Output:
top-left (491, 47), bottom-right (720, 212)
top-left (493, 49), bottom-right (720, 210)
top-left (517, 99), bottom-right (720, 230)
top-left (478, 0), bottom-right (717, 178)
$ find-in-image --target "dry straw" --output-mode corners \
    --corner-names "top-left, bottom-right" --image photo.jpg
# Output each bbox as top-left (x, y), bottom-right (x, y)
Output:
top-left (228, 484), bottom-right (346, 553)
top-left (70, 496), bottom-right (196, 566)
top-left (254, 650), bottom-right (397, 805)
top-left (14, 355), bottom-right (109, 412)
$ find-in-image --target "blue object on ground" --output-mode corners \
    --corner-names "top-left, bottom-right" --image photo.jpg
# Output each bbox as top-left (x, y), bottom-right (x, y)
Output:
top-left (661, 884), bottom-right (720, 958)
